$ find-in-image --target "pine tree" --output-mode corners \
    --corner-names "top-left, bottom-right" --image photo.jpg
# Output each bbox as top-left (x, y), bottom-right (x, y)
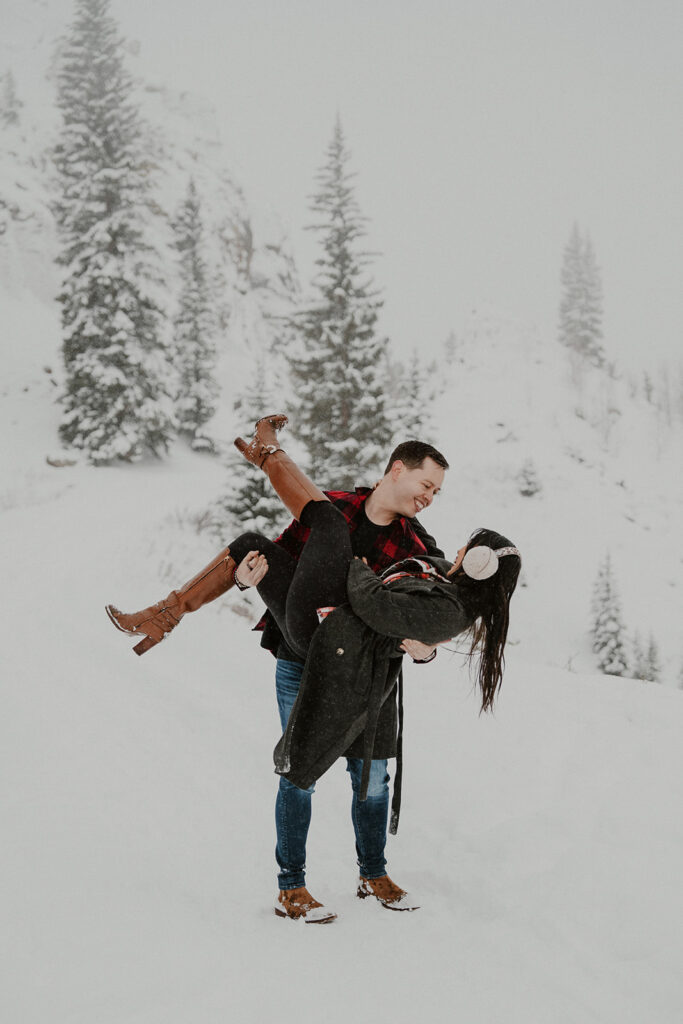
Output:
top-left (517, 458), bottom-right (542, 497)
top-left (591, 553), bottom-right (628, 676)
top-left (443, 330), bottom-right (459, 366)
top-left (558, 222), bottom-right (605, 367)
top-left (632, 630), bottom-right (661, 683)
top-left (644, 634), bottom-right (661, 683)
top-left (212, 357), bottom-right (289, 537)
top-left (631, 630), bottom-right (648, 680)
top-left (53, 0), bottom-right (173, 464)
top-left (172, 178), bottom-right (218, 452)
top-left (391, 348), bottom-right (437, 444)
top-left (1, 70), bottom-right (22, 126)
top-left (288, 118), bottom-right (392, 488)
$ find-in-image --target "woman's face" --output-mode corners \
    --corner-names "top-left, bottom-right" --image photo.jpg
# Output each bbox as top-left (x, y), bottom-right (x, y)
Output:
top-left (446, 544), bottom-right (467, 577)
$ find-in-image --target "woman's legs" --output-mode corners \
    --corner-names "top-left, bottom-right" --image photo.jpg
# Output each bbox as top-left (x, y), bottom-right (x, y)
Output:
top-left (231, 502), bottom-right (351, 659)
top-left (228, 531), bottom-right (297, 648)
top-left (234, 415), bottom-right (353, 653)
top-left (283, 501), bottom-right (353, 655)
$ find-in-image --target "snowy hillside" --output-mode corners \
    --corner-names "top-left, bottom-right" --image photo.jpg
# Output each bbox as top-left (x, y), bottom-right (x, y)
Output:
top-left (2, 4), bottom-right (683, 1021)
top-left (426, 311), bottom-right (683, 681)
top-left (2, 448), bottom-right (683, 1024)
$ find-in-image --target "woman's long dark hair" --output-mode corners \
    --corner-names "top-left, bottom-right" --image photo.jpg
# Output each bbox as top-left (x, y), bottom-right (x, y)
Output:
top-left (452, 528), bottom-right (521, 713)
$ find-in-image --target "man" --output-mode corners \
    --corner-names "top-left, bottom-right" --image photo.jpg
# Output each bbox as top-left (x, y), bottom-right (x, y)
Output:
top-left (106, 434), bottom-right (448, 924)
top-left (251, 439), bottom-right (448, 923)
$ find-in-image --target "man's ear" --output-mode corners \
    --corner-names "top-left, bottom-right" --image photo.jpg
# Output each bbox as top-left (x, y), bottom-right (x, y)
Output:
top-left (391, 459), bottom-right (405, 481)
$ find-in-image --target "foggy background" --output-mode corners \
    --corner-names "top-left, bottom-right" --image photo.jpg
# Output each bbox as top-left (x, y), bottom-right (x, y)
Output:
top-left (116, 0), bottom-right (683, 368)
top-left (4, 0), bottom-right (682, 368)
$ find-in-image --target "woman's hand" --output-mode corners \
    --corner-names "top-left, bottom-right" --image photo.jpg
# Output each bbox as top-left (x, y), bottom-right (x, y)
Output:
top-left (400, 638), bottom-right (437, 662)
top-left (234, 550), bottom-right (269, 589)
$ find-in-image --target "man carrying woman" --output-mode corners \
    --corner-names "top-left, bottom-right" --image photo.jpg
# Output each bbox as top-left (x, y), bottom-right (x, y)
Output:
top-left (107, 416), bottom-right (520, 924)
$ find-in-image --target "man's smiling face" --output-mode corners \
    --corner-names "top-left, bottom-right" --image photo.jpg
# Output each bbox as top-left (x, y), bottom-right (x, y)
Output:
top-left (390, 456), bottom-right (444, 518)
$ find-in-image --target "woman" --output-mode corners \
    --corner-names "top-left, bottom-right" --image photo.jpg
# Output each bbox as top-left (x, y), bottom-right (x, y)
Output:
top-left (107, 415), bottom-right (521, 822)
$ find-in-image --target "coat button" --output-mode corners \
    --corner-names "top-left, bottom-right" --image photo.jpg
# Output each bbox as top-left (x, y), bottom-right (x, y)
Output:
top-left (336, 647), bottom-right (344, 656)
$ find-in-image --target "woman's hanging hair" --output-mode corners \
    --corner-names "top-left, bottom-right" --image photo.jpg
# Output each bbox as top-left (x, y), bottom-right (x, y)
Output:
top-left (454, 528), bottom-right (521, 712)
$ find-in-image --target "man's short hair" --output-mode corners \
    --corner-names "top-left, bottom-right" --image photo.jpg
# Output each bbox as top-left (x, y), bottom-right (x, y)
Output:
top-left (383, 440), bottom-right (449, 476)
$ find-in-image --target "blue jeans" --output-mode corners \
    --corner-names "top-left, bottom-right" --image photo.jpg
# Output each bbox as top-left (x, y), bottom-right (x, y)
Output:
top-left (275, 659), bottom-right (389, 890)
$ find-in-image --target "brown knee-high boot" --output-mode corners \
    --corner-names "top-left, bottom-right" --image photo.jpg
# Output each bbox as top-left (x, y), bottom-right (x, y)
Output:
top-left (106, 547), bottom-right (237, 655)
top-left (234, 414), bottom-right (329, 521)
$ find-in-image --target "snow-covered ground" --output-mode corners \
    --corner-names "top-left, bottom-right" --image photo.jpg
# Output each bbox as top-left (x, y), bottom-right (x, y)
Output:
top-left (2, 6), bottom-right (683, 1018)
top-left (2, 418), bottom-right (682, 1023)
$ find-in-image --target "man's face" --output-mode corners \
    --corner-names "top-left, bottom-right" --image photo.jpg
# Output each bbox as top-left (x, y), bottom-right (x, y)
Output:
top-left (388, 457), bottom-right (445, 518)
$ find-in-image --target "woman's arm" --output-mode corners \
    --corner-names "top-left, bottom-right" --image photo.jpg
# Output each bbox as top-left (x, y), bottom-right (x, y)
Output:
top-left (346, 559), bottom-right (471, 644)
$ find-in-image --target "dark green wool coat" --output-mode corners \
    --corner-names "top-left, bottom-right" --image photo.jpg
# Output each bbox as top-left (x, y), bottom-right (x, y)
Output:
top-left (273, 556), bottom-right (475, 823)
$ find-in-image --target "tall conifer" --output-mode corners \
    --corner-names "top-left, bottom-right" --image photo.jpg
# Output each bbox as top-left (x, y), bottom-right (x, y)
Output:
top-left (1, 70), bottom-right (22, 126)
top-left (591, 553), bottom-right (628, 676)
top-left (288, 118), bottom-right (392, 488)
top-left (558, 223), bottom-right (605, 367)
top-left (54, 0), bottom-right (173, 463)
top-left (391, 348), bottom-right (437, 444)
top-left (173, 179), bottom-right (218, 451)
top-left (213, 357), bottom-right (289, 537)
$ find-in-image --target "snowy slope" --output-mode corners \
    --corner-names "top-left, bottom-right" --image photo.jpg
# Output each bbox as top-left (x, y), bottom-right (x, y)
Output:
top-left (427, 310), bottom-right (683, 681)
top-left (2, 5), bottom-right (682, 1020)
top-left (2, 448), bottom-right (682, 1024)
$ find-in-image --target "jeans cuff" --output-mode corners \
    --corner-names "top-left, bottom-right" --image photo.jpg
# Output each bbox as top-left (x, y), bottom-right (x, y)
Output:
top-left (278, 871), bottom-right (306, 891)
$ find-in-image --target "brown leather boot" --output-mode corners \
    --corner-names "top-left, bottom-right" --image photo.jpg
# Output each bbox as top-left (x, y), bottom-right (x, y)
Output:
top-left (274, 886), bottom-right (337, 924)
top-left (106, 546), bottom-right (237, 655)
top-left (234, 414), bottom-right (329, 521)
top-left (357, 874), bottom-right (420, 911)
top-left (234, 413), bottom-right (289, 467)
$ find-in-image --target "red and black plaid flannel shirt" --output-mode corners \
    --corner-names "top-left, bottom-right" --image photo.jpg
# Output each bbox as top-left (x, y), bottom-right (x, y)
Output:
top-left (254, 486), bottom-right (443, 643)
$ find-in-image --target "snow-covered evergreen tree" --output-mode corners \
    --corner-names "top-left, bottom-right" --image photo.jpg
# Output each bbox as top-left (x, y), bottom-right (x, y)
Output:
top-left (632, 631), bottom-right (661, 683)
top-left (288, 117), bottom-right (392, 488)
top-left (390, 348), bottom-right (438, 444)
top-left (1, 71), bottom-right (22, 126)
top-left (211, 357), bottom-right (289, 538)
top-left (443, 330), bottom-right (460, 366)
top-left (559, 222), bottom-right (605, 368)
top-left (172, 178), bottom-right (218, 452)
top-left (591, 553), bottom-right (628, 676)
top-left (644, 634), bottom-right (661, 683)
top-left (517, 457), bottom-right (542, 497)
top-left (631, 630), bottom-right (647, 680)
top-left (53, 0), bottom-right (174, 464)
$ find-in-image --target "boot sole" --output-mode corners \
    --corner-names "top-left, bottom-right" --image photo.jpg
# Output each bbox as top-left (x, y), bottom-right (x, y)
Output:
top-left (105, 606), bottom-right (159, 656)
top-left (357, 887), bottom-right (419, 911)
top-left (274, 908), bottom-right (337, 924)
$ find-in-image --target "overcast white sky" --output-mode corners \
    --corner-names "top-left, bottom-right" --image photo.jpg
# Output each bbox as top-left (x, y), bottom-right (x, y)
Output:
top-left (8, 0), bottom-right (683, 368)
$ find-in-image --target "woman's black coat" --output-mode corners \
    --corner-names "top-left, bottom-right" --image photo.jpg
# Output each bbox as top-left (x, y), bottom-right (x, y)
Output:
top-left (273, 556), bottom-right (474, 814)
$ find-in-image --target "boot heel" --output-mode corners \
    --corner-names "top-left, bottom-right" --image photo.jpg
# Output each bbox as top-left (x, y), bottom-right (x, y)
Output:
top-left (133, 635), bottom-right (158, 656)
